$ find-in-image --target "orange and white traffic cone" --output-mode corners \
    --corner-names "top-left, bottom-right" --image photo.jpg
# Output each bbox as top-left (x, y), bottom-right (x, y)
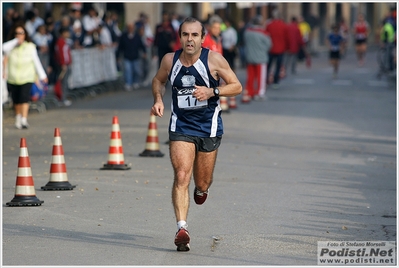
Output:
top-left (139, 112), bottom-right (164, 157)
top-left (6, 138), bottom-right (44, 206)
top-left (229, 96), bottom-right (238, 109)
top-left (241, 88), bottom-right (251, 103)
top-left (101, 116), bottom-right (131, 170)
top-left (41, 128), bottom-right (76, 190)
top-left (220, 96), bottom-right (230, 113)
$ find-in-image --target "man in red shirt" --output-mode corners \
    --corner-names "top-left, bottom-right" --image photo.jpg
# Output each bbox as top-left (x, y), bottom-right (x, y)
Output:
top-left (266, 9), bottom-right (288, 88)
top-left (202, 15), bottom-right (223, 54)
top-left (284, 16), bottom-right (304, 75)
top-left (202, 15), bottom-right (230, 111)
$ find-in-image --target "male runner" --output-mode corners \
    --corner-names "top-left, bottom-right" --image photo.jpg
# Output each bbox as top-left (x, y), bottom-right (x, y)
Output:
top-left (151, 17), bottom-right (242, 251)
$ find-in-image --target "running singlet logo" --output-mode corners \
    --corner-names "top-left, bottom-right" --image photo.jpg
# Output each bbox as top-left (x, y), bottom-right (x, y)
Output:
top-left (176, 75), bottom-right (207, 110)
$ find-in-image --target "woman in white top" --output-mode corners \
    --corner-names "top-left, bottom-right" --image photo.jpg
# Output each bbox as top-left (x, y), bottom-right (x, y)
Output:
top-left (3, 23), bottom-right (48, 129)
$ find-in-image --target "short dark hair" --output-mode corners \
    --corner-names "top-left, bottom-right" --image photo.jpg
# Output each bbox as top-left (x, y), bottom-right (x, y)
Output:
top-left (59, 27), bottom-right (70, 35)
top-left (178, 17), bottom-right (205, 38)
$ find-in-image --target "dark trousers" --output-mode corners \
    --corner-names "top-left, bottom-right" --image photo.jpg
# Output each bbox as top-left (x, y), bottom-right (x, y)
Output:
top-left (223, 48), bottom-right (236, 71)
top-left (267, 53), bottom-right (284, 84)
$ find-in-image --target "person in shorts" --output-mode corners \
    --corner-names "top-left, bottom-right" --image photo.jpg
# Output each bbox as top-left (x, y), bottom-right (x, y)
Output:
top-left (326, 24), bottom-right (344, 79)
top-left (3, 23), bottom-right (48, 129)
top-left (151, 17), bottom-right (242, 252)
top-left (352, 13), bottom-right (370, 66)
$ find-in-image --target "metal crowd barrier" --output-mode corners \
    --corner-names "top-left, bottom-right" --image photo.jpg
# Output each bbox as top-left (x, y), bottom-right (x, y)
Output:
top-left (29, 46), bottom-right (124, 112)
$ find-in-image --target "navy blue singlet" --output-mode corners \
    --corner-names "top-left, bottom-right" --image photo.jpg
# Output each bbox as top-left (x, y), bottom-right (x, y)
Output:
top-left (168, 48), bottom-right (222, 137)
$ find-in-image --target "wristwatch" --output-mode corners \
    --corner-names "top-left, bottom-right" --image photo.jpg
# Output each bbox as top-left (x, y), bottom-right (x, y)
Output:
top-left (213, 87), bottom-right (220, 97)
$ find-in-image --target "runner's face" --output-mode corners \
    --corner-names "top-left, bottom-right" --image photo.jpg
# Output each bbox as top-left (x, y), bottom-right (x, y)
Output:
top-left (180, 21), bottom-right (204, 55)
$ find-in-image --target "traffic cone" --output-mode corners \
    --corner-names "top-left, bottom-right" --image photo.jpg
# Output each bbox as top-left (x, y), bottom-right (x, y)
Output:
top-left (241, 88), bottom-right (251, 103)
top-left (229, 96), bottom-right (238, 109)
top-left (101, 116), bottom-right (131, 170)
top-left (6, 138), bottom-right (44, 206)
top-left (41, 128), bottom-right (76, 190)
top-left (139, 112), bottom-right (164, 157)
top-left (220, 96), bottom-right (230, 113)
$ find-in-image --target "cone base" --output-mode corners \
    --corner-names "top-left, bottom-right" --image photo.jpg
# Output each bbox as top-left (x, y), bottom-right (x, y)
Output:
top-left (100, 163), bottom-right (131, 170)
top-left (139, 150), bottom-right (164, 157)
top-left (41, 181), bottom-right (77, 191)
top-left (6, 196), bottom-right (43, 206)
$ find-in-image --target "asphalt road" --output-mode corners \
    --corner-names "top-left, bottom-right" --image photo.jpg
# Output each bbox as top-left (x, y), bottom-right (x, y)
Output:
top-left (2, 47), bottom-right (396, 267)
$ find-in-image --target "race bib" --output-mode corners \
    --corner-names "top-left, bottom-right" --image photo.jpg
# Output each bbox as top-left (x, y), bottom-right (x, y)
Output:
top-left (176, 87), bottom-right (208, 110)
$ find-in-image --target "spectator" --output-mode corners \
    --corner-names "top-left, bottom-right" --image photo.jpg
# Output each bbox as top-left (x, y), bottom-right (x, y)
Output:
top-left (202, 14), bottom-right (223, 54)
top-left (202, 14), bottom-right (231, 112)
top-left (284, 16), bottom-right (304, 75)
top-left (71, 19), bottom-right (85, 49)
top-left (306, 13), bottom-right (319, 55)
top-left (298, 15), bottom-right (311, 60)
top-left (3, 7), bottom-right (15, 42)
top-left (25, 9), bottom-right (44, 38)
top-left (54, 27), bottom-right (73, 106)
top-left (70, 7), bottom-right (83, 29)
top-left (387, 5), bottom-right (397, 32)
top-left (104, 11), bottom-right (122, 71)
top-left (110, 11), bottom-right (122, 39)
top-left (11, 9), bottom-right (23, 25)
top-left (104, 11), bottom-right (121, 45)
top-left (243, 15), bottom-right (272, 101)
top-left (352, 13), bottom-right (370, 66)
top-left (98, 21), bottom-right (113, 48)
top-left (170, 12), bottom-right (180, 32)
top-left (153, 11), bottom-right (177, 67)
top-left (221, 18), bottom-right (238, 72)
top-left (45, 16), bottom-right (58, 85)
top-left (380, 17), bottom-right (396, 72)
top-left (117, 23), bottom-right (147, 91)
top-left (237, 20), bottom-right (248, 68)
top-left (3, 23), bottom-right (48, 129)
top-left (265, 9), bottom-right (288, 88)
top-left (32, 24), bottom-right (52, 76)
top-left (54, 15), bottom-right (74, 40)
top-left (82, 6), bottom-right (101, 47)
top-left (31, 8), bottom-right (45, 31)
top-left (137, 13), bottom-right (154, 85)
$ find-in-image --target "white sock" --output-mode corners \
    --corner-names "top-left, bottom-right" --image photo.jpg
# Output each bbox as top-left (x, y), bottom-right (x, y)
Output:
top-left (177, 220), bottom-right (187, 230)
top-left (21, 117), bottom-right (27, 125)
top-left (15, 114), bottom-right (21, 127)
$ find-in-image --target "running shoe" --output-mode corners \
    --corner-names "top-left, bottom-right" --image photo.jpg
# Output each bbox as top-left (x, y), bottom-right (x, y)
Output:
top-left (194, 187), bottom-right (208, 205)
top-left (174, 227), bottom-right (190, 251)
top-left (15, 115), bottom-right (22, 129)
